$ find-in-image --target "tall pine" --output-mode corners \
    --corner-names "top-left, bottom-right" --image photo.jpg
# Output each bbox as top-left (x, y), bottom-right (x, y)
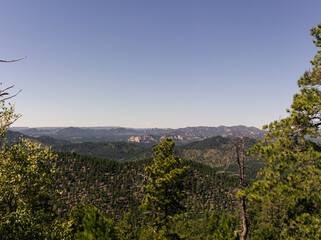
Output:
top-left (243, 23), bottom-right (321, 239)
top-left (140, 138), bottom-right (189, 239)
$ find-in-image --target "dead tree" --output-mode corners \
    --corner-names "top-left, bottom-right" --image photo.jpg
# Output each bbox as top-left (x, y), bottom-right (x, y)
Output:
top-left (0, 57), bottom-right (24, 134)
top-left (0, 57), bottom-right (24, 99)
top-left (231, 137), bottom-right (248, 240)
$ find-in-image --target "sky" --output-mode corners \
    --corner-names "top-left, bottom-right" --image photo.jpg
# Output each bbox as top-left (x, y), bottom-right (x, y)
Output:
top-left (1, 0), bottom-right (320, 129)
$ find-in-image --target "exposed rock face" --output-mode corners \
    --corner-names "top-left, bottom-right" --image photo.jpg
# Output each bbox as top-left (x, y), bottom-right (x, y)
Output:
top-left (128, 135), bottom-right (157, 143)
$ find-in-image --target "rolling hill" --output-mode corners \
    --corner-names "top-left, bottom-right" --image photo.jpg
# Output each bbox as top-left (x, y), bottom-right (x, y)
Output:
top-left (10, 125), bottom-right (265, 145)
top-left (52, 135), bottom-right (259, 167)
top-left (3, 130), bottom-right (70, 146)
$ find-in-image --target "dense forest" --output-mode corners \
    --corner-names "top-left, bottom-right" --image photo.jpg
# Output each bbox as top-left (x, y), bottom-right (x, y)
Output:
top-left (0, 23), bottom-right (321, 239)
top-left (52, 152), bottom-right (240, 219)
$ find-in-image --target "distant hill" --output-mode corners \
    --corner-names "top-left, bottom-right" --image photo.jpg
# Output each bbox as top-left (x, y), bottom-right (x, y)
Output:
top-left (33, 135), bottom-right (71, 146)
top-left (3, 130), bottom-right (70, 147)
top-left (179, 135), bottom-right (231, 149)
top-left (10, 127), bottom-right (146, 143)
top-left (2, 130), bottom-right (27, 144)
top-left (10, 125), bottom-right (265, 145)
top-left (52, 135), bottom-right (259, 168)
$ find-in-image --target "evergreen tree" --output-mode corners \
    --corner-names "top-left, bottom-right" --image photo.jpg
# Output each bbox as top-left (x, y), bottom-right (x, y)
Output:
top-left (74, 204), bottom-right (118, 240)
top-left (0, 134), bottom-right (64, 239)
top-left (0, 83), bottom-right (68, 239)
top-left (69, 202), bottom-right (93, 237)
top-left (116, 211), bottom-right (138, 240)
top-left (140, 138), bottom-right (189, 239)
top-left (243, 23), bottom-right (321, 239)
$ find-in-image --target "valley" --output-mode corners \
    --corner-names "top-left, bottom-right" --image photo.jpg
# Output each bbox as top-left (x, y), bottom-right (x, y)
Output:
top-left (7, 125), bottom-right (265, 224)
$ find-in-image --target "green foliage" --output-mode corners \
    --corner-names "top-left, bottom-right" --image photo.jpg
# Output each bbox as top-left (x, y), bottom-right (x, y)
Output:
top-left (0, 138), bottom-right (66, 239)
top-left (140, 138), bottom-right (190, 238)
top-left (168, 211), bottom-right (239, 240)
top-left (74, 204), bottom-right (118, 240)
top-left (0, 98), bottom-right (20, 138)
top-left (69, 202), bottom-right (93, 236)
top-left (245, 23), bottom-right (321, 239)
top-left (209, 213), bottom-right (239, 240)
top-left (116, 211), bottom-right (139, 240)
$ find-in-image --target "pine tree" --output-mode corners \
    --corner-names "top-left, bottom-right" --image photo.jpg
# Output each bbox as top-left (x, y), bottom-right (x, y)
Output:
top-left (140, 138), bottom-right (189, 239)
top-left (116, 211), bottom-right (138, 240)
top-left (74, 204), bottom-right (118, 240)
top-left (243, 23), bottom-right (321, 239)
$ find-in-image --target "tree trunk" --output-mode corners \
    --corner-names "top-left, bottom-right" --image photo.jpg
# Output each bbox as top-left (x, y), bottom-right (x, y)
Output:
top-left (233, 137), bottom-right (248, 240)
top-left (241, 196), bottom-right (248, 240)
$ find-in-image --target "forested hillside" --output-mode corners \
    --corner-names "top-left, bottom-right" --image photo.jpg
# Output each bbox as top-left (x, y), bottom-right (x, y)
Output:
top-left (177, 136), bottom-right (258, 166)
top-left (52, 142), bottom-right (146, 161)
top-left (52, 152), bottom-right (239, 221)
top-left (52, 135), bottom-right (260, 167)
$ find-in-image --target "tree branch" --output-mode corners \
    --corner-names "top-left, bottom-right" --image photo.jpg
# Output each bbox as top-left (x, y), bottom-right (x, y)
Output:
top-left (0, 56), bottom-right (26, 63)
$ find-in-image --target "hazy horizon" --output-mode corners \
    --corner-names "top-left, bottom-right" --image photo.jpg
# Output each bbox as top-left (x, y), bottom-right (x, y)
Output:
top-left (10, 124), bottom-right (263, 130)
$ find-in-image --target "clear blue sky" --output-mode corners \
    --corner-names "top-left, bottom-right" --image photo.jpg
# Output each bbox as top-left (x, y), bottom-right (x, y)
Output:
top-left (1, 0), bottom-right (320, 128)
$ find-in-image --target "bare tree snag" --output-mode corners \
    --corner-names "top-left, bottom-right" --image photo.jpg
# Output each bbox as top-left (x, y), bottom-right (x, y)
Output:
top-left (0, 57), bottom-right (24, 99)
top-left (0, 85), bottom-right (22, 101)
top-left (231, 137), bottom-right (248, 240)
